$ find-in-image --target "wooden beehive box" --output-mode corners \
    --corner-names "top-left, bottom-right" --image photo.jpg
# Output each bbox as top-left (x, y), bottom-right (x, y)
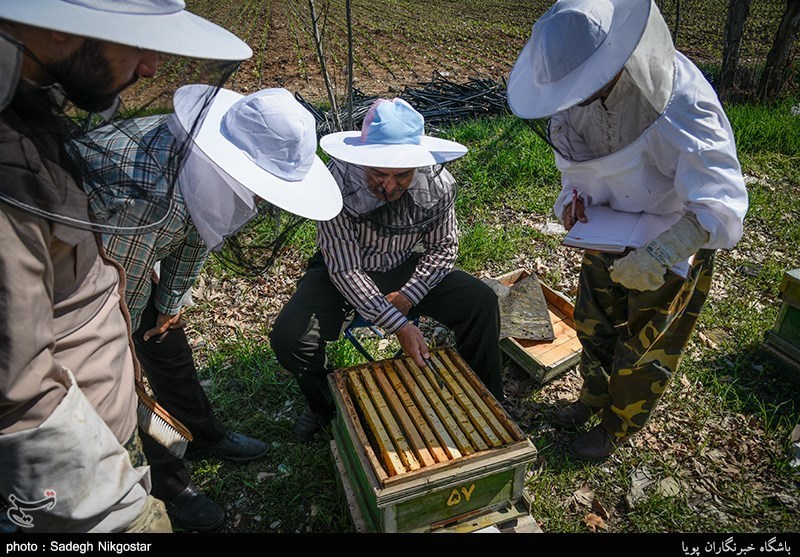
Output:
top-left (763, 268), bottom-right (800, 374)
top-left (495, 269), bottom-right (582, 384)
top-left (328, 346), bottom-right (537, 533)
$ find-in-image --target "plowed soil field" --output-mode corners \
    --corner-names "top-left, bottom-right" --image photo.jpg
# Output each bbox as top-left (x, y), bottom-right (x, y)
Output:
top-left (128, 0), bottom-right (785, 109)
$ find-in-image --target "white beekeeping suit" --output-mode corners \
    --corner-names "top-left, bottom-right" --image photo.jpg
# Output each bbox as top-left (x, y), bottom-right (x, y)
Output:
top-left (509, 0), bottom-right (747, 290)
top-left (505, 0), bottom-right (749, 462)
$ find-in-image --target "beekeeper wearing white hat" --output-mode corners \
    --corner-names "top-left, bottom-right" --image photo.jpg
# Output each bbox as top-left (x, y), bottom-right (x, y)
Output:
top-left (0, 0), bottom-right (251, 533)
top-left (83, 85), bottom-right (342, 532)
top-left (507, 0), bottom-right (748, 461)
top-left (270, 98), bottom-right (505, 443)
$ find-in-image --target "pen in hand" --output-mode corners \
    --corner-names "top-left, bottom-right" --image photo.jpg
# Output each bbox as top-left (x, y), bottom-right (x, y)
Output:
top-left (571, 189), bottom-right (578, 226)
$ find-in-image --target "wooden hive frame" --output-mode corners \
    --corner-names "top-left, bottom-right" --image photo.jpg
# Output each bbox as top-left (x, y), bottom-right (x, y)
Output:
top-left (329, 347), bottom-right (535, 487)
top-left (348, 348), bottom-right (516, 477)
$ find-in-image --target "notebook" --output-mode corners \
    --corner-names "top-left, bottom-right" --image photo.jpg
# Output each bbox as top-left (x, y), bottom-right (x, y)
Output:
top-left (562, 205), bottom-right (693, 278)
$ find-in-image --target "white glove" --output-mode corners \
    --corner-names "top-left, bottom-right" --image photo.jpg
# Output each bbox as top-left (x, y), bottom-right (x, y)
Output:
top-left (609, 212), bottom-right (709, 291)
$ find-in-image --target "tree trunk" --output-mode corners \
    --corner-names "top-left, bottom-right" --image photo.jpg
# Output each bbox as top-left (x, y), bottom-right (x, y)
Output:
top-left (757, 0), bottom-right (800, 102)
top-left (719, 0), bottom-right (751, 102)
top-left (672, 0), bottom-right (682, 46)
top-left (308, 0), bottom-right (341, 130)
top-left (656, 0), bottom-right (681, 44)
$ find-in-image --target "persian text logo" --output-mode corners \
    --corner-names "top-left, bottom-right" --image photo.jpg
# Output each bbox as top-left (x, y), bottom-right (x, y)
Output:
top-left (6, 490), bottom-right (57, 528)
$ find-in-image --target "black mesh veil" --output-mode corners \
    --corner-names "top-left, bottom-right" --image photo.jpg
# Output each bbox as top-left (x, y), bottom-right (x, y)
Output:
top-left (73, 85), bottom-right (309, 278)
top-left (0, 29), bottom-right (240, 236)
top-left (330, 159), bottom-right (457, 236)
top-left (522, 116), bottom-right (567, 160)
top-left (517, 3), bottom-right (675, 165)
top-left (210, 203), bottom-right (307, 277)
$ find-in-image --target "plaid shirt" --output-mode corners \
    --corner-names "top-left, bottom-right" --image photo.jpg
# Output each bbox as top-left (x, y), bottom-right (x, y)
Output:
top-left (90, 115), bottom-right (208, 331)
top-left (317, 168), bottom-right (458, 334)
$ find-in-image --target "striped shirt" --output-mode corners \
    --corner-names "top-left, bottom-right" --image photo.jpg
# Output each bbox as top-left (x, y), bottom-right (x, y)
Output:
top-left (88, 115), bottom-right (208, 331)
top-left (317, 168), bottom-right (459, 334)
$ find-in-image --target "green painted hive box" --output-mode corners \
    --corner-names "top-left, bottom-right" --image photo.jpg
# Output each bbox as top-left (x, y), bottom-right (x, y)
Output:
top-left (764, 268), bottom-right (800, 374)
top-left (327, 347), bottom-right (538, 533)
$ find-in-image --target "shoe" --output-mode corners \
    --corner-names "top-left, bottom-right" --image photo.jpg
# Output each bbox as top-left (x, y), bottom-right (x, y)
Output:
top-left (553, 401), bottom-right (599, 429)
top-left (185, 432), bottom-right (269, 463)
top-left (165, 484), bottom-right (225, 532)
top-left (294, 406), bottom-right (333, 443)
top-left (568, 425), bottom-right (628, 462)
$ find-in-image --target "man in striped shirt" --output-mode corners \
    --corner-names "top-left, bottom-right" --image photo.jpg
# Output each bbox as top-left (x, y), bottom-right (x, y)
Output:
top-left (270, 98), bottom-right (504, 443)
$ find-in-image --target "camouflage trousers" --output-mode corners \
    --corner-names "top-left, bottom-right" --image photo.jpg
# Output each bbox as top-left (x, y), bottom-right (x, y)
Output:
top-left (122, 430), bottom-right (172, 533)
top-left (573, 249), bottom-right (715, 440)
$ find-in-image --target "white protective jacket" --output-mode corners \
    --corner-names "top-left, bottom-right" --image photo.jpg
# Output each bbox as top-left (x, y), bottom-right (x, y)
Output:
top-left (552, 52), bottom-right (748, 250)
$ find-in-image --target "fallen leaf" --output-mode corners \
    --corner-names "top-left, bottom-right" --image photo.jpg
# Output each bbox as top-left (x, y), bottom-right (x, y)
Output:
top-left (697, 331), bottom-right (718, 349)
top-left (591, 497), bottom-right (610, 520)
top-left (627, 466), bottom-right (656, 508)
top-left (657, 477), bottom-right (682, 497)
top-left (571, 484), bottom-right (594, 509)
top-left (584, 512), bottom-right (607, 532)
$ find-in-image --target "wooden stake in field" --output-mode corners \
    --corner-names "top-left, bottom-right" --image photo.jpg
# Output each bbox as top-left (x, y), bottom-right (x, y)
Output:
top-left (308, 0), bottom-right (341, 131)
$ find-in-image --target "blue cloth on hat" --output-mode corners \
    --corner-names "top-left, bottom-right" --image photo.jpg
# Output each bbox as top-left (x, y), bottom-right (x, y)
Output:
top-left (360, 98), bottom-right (423, 146)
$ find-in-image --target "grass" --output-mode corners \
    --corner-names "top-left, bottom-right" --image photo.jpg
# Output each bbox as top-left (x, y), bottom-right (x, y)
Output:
top-left (185, 335), bottom-right (353, 533)
top-left (184, 92), bottom-right (800, 534)
top-left (728, 100), bottom-right (800, 156)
